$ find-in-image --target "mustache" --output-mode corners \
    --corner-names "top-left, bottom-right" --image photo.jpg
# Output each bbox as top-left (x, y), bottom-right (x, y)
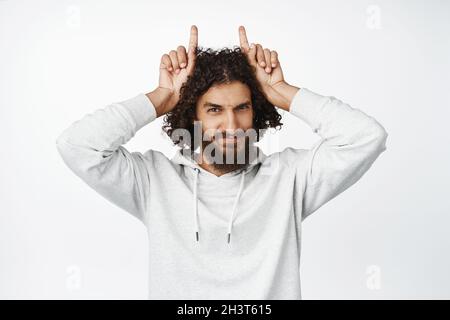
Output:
top-left (204, 131), bottom-right (247, 140)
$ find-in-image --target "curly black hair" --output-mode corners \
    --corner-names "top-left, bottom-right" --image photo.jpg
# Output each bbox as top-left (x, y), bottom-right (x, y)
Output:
top-left (162, 46), bottom-right (283, 150)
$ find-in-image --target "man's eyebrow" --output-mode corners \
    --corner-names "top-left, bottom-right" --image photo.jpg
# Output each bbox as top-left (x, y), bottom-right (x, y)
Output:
top-left (203, 101), bottom-right (252, 108)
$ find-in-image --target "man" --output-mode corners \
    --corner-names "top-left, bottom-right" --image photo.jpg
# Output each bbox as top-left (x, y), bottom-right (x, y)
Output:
top-left (56, 25), bottom-right (388, 299)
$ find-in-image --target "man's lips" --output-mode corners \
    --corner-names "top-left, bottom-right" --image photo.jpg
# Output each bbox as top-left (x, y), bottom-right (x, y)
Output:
top-left (216, 136), bottom-right (240, 144)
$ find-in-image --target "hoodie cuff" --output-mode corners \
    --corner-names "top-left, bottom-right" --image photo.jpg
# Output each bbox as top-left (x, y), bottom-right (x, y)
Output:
top-left (288, 88), bottom-right (328, 131)
top-left (118, 93), bottom-right (157, 132)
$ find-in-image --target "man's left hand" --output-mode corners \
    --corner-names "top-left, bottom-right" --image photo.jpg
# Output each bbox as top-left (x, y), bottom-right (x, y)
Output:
top-left (238, 25), bottom-right (299, 111)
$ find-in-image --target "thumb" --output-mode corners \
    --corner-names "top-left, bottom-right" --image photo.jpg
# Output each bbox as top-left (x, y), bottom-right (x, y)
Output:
top-left (159, 54), bottom-right (172, 78)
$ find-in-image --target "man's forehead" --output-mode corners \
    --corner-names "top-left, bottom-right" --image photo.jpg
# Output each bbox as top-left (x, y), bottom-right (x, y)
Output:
top-left (201, 92), bottom-right (251, 106)
top-left (195, 82), bottom-right (252, 110)
top-left (202, 99), bottom-right (251, 108)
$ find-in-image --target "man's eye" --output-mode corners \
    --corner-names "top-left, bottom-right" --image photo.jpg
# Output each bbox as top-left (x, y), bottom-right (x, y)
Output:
top-left (208, 107), bottom-right (220, 113)
top-left (238, 105), bottom-right (250, 110)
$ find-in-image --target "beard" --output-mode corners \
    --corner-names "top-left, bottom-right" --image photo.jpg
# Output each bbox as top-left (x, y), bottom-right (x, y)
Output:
top-left (201, 134), bottom-right (257, 174)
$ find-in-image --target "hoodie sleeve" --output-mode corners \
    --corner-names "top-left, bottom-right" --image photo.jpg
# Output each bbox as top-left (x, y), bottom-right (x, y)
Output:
top-left (288, 88), bottom-right (388, 221)
top-left (55, 93), bottom-right (157, 224)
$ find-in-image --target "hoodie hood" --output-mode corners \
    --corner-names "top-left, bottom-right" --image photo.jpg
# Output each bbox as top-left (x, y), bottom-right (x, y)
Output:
top-left (170, 146), bottom-right (268, 244)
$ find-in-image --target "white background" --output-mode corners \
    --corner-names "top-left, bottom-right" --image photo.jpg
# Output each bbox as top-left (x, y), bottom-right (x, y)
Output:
top-left (1, 0), bottom-right (449, 299)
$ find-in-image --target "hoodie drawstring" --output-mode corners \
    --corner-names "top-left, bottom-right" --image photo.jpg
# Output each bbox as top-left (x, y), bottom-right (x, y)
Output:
top-left (192, 167), bottom-right (247, 244)
top-left (193, 168), bottom-right (200, 242)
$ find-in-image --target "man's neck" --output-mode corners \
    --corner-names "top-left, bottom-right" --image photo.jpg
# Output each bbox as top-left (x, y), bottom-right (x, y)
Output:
top-left (197, 153), bottom-right (247, 177)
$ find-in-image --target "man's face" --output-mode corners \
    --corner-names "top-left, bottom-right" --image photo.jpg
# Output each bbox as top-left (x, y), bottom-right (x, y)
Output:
top-left (195, 81), bottom-right (255, 168)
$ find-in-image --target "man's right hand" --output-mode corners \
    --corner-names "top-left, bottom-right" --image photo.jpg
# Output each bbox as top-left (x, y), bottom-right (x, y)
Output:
top-left (147, 25), bottom-right (198, 117)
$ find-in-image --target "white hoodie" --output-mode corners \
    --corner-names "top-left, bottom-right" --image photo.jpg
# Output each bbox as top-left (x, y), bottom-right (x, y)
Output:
top-left (56, 88), bottom-right (388, 299)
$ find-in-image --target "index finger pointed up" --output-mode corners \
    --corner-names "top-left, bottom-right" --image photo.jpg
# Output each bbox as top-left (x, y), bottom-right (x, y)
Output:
top-left (188, 25), bottom-right (198, 57)
top-left (239, 25), bottom-right (250, 52)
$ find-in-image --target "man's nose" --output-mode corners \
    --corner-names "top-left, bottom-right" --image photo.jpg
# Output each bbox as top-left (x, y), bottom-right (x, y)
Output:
top-left (222, 111), bottom-right (239, 132)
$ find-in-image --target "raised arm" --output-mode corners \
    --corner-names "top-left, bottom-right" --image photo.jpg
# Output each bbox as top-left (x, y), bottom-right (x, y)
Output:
top-left (56, 25), bottom-right (198, 223)
top-left (287, 87), bottom-right (387, 220)
top-left (238, 25), bottom-right (388, 220)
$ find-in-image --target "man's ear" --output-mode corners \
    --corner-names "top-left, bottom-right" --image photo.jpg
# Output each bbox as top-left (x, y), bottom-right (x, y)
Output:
top-left (193, 109), bottom-right (200, 122)
top-left (193, 100), bottom-right (202, 121)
